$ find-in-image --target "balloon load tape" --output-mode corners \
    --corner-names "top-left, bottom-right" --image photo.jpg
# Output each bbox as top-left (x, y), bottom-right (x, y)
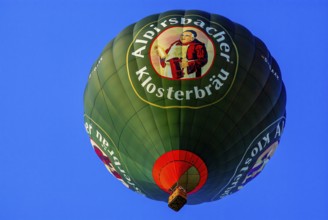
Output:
top-left (168, 185), bottom-right (187, 212)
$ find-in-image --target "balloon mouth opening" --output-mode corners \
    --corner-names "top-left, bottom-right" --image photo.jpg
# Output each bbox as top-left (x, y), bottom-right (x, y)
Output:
top-left (152, 150), bottom-right (208, 195)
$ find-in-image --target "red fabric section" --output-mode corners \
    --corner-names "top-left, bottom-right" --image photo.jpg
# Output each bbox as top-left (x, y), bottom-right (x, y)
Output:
top-left (152, 150), bottom-right (208, 194)
top-left (158, 161), bottom-right (193, 190)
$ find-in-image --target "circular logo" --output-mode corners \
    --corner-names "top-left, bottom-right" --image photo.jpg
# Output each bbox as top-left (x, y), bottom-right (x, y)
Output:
top-left (150, 26), bottom-right (215, 80)
top-left (127, 14), bottom-right (238, 109)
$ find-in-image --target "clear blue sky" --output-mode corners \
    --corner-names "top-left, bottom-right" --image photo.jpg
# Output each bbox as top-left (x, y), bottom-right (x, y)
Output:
top-left (1, 0), bottom-right (327, 219)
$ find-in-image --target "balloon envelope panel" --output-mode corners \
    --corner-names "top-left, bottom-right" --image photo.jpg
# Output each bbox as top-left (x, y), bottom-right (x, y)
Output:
top-left (84, 10), bottom-right (286, 205)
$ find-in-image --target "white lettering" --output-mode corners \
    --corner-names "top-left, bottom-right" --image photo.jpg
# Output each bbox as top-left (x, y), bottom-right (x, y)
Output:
top-left (214, 31), bottom-right (226, 42)
top-left (160, 20), bottom-right (168, 27)
top-left (169, 17), bottom-right (179, 25)
top-left (174, 90), bottom-right (184, 100)
top-left (206, 27), bottom-right (217, 35)
top-left (156, 88), bottom-right (164, 98)
top-left (167, 87), bottom-right (174, 100)
top-left (143, 30), bottom-right (156, 40)
top-left (194, 86), bottom-right (206, 99)
top-left (194, 19), bottom-right (206, 28)
top-left (186, 89), bottom-right (193, 100)
top-left (85, 122), bottom-right (93, 135)
top-left (135, 39), bottom-right (148, 44)
top-left (129, 17), bottom-right (237, 103)
top-left (131, 46), bottom-right (146, 58)
top-left (146, 83), bottom-right (156, 93)
top-left (136, 66), bottom-right (149, 81)
top-left (181, 17), bottom-right (192, 25)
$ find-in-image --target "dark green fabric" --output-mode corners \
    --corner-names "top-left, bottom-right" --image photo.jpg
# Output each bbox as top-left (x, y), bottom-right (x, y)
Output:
top-left (84, 10), bottom-right (286, 204)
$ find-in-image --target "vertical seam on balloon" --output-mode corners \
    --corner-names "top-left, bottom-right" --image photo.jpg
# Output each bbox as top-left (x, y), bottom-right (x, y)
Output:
top-left (203, 22), bottom-right (257, 199)
top-left (101, 32), bottom-right (151, 195)
top-left (128, 16), bottom-right (168, 159)
top-left (189, 19), bottom-right (245, 171)
top-left (97, 84), bottom-right (150, 194)
top-left (113, 30), bottom-right (154, 151)
top-left (92, 44), bottom-right (123, 143)
top-left (187, 17), bottom-right (251, 201)
top-left (188, 14), bottom-right (242, 157)
top-left (122, 18), bottom-right (171, 185)
top-left (213, 26), bottom-right (261, 154)
top-left (113, 25), bottom-right (167, 170)
top-left (141, 14), bottom-right (172, 159)
top-left (88, 41), bottom-right (114, 117)
top-left (192, 10), bottom-right (218, 156)
top-left (111, 33), bottom-right (163, 195)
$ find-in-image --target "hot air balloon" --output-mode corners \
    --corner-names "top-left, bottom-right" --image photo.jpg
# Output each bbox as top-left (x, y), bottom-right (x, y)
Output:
top-left (83, 10), bottom-right (286, 211)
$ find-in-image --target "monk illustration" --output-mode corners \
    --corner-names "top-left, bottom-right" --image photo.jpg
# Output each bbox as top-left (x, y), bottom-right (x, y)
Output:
top-left (155, 30), bottom-right (208, 79)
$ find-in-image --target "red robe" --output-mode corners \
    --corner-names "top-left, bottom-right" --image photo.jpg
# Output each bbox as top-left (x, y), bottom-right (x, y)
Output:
top-left (160, 39), bottom-right (208, 79)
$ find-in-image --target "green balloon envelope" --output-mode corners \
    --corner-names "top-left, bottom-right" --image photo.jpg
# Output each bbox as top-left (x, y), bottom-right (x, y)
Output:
top-left (83, 10), bottom-right (286, 207)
